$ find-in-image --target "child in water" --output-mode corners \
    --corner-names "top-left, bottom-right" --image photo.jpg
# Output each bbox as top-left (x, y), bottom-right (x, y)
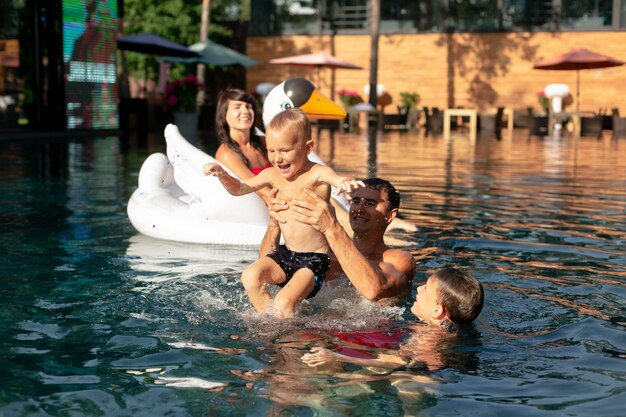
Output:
top-left (301, 267), bottom-right (485, 370)
top-left (203, 108), bottom-right (364, 318)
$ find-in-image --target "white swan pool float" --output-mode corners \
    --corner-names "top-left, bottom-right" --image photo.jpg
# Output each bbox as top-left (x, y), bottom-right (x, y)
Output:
top-left (127, 78), bottom-right (349, 245)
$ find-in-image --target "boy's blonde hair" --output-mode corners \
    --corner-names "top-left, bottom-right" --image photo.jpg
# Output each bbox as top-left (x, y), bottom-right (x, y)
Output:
top-left (266, 108), bottom-right (311, 143)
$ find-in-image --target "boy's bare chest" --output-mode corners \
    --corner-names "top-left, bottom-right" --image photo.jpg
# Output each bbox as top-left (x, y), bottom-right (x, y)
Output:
top-left (273, 172), bottom-right (330, 200)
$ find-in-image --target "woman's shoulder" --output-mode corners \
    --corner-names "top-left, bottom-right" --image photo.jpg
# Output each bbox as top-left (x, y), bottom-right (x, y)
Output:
top-left (215, 145), bottom-right (255, 179)
top-left (215, 145), bottom-right (242, 165)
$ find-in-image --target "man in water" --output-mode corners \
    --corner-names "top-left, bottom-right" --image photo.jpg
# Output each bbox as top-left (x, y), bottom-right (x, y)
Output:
top-left (261, 177), bottom-right (415, 305)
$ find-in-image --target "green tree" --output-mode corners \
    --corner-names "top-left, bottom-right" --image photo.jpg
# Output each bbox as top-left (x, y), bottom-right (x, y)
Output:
top-left (122, 0), bottom-right (248, 81)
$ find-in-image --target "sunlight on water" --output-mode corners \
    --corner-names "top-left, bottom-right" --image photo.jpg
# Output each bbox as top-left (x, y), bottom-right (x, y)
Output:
top-left (1, 129), bottom-right (625, 416)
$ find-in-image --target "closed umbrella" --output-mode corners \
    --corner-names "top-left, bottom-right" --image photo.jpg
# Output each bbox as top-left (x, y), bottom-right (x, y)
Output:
top-left (533, 48), bottom-right (624, 112)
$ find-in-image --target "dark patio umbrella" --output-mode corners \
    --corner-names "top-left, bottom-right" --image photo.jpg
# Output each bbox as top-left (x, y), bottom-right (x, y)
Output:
top-left (533, 48), bottom-right (624, 112)
top-left (117, 33), bottom-right (199, 97)
top-left (117, 33), bottom-right (199, 57)
top-left (161, 40), bottom-right (257, 67)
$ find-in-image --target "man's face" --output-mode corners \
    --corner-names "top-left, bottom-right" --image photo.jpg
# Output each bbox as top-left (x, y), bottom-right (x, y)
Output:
top-left (348, 186), bottom-right (391, 234)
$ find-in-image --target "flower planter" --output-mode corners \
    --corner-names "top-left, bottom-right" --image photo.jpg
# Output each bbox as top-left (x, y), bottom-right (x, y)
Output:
top-left (530, 115), bottom-right (548, 136)
top-left (580, 116), bottom-right (603, 136)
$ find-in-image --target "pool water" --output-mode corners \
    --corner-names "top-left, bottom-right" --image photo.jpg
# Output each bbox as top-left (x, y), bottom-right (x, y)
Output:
top-left (1, 129), bottom-right (625, 416)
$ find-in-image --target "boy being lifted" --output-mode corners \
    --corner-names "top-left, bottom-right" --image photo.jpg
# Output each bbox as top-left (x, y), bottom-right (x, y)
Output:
top-left (204, 108), bottom-right (363, 318)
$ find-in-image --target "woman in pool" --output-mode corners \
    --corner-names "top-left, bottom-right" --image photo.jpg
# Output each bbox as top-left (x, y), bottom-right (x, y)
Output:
top-left (213, 87), bottom-right (356, 233)
top-left (213, 89), bottom-right (274, 202)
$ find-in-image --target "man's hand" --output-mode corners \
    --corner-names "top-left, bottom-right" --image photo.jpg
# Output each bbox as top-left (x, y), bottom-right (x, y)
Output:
top-left (267, 188), bottom-right (288, 224)
top-left (291, 188), bottom-right (337, 234)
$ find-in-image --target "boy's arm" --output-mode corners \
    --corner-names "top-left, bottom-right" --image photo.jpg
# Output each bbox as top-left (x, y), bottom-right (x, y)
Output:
top-left (203, 162), bottom-right (269, 196)
top-left (315, 165), bottom-right (364, 195)
top-left (302, 347), bottom-right (408, 369)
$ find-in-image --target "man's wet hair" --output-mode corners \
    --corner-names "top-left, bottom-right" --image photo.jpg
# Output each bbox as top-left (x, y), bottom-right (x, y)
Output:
top-left (432, 268), bottom-right (484, 325)
top-left (362, 178), bottom-right (401, 211)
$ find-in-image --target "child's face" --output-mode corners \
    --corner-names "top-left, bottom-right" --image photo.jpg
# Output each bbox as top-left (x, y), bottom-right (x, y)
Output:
top-left (226, 99), bottom-right (254, 131)
top-left (411, 275), bottom-right (444, 322)
top-left (266, 127), bottom-right (312, 180)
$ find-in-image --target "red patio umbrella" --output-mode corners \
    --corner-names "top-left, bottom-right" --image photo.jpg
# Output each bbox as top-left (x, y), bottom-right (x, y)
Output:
top-left (269, 52), bottom-right (363, 70)
top-left (269, 52), bottom-right (363, 99)
top-left (533, 48), bottom-right (624, 112)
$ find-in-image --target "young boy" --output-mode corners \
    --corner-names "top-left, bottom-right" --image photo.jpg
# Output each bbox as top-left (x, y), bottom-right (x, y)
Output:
top-left (411, 267), bottom-right (484, 327)
top-left (203, 108), bottom-right (364, 318)
top-left (301, 267), bottom-right (484, 370)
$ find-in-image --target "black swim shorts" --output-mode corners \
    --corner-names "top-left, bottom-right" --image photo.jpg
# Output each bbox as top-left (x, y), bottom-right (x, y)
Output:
top-left (266, 245), bottom-right (330, 298)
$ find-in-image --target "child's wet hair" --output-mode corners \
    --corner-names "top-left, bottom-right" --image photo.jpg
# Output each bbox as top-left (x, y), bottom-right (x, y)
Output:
top-left (432, 267), bottom-right (484, 325)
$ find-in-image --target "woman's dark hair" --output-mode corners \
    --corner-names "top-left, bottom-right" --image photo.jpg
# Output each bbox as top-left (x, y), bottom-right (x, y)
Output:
top-left (215, 89), bottom-right (266, 168)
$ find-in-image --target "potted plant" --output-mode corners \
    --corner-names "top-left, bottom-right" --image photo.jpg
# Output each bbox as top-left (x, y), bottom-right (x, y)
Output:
top-left (531, 90), bottom-right (549, 136)
top-left (163, 74), bottom-right (203, 141)
top-left (336, 89), bottom-right (361, 109)
top-left (336, 89), bottom-right (362, 132)
top-left (398, 91), bottom-right (420, 114)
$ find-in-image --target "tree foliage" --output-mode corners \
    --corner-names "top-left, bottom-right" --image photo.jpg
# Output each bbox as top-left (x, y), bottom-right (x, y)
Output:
top-left (121, 0), bottom-right (249, 80)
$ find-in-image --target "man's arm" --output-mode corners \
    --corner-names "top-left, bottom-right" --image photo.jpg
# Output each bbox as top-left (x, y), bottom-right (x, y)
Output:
top-left (258, 218), bottom-right (281, 258)
top-left (324, 216), bottom-right (413, 301)
top-left (258, 189), bottom-right (284, 258)
top-left (291, 189), bottom-right (414, 302)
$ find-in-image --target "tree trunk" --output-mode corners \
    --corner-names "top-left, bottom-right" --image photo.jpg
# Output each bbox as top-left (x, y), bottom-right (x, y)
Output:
top-left (197, 0), bottom-right (211, 105)
top-left (368, 0), bottom-right (380, 126)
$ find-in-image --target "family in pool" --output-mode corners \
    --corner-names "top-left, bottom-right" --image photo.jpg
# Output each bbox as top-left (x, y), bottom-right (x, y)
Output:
top-left (203, 87), bottom-right (484, 370)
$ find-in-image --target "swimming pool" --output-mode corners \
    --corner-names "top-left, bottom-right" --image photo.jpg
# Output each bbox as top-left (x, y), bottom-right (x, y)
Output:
top-left (1, 129), bottom-right (625, 416)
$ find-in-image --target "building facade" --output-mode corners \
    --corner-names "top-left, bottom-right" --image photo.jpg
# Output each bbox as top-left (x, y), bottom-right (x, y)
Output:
top-left (247, 0), bottom-right (626, 114)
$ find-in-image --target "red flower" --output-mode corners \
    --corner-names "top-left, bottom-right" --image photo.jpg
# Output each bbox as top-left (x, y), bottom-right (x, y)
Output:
top-left (162, 74), bottom-right (201, 112)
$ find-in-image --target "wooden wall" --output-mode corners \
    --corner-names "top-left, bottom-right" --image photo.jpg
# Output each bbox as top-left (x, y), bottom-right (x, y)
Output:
top-left (246, 31), bottom-right (626, 114)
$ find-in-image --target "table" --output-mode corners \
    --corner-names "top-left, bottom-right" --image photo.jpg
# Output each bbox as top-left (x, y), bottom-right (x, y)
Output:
top-left (443, 108), bottom-right (477, 141)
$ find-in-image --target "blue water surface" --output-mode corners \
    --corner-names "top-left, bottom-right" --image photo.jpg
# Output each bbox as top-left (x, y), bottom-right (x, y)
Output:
top-left (0, 129), bottom-right (625, 416)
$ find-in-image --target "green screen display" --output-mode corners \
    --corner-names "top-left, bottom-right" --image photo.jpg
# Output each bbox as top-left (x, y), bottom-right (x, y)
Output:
top-left (62, 0), bottom-right (118, 130)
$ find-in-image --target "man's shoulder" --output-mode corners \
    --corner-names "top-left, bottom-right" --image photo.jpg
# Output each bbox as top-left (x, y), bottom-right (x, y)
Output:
top-left (382, 247), bottom-right (415, 275)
